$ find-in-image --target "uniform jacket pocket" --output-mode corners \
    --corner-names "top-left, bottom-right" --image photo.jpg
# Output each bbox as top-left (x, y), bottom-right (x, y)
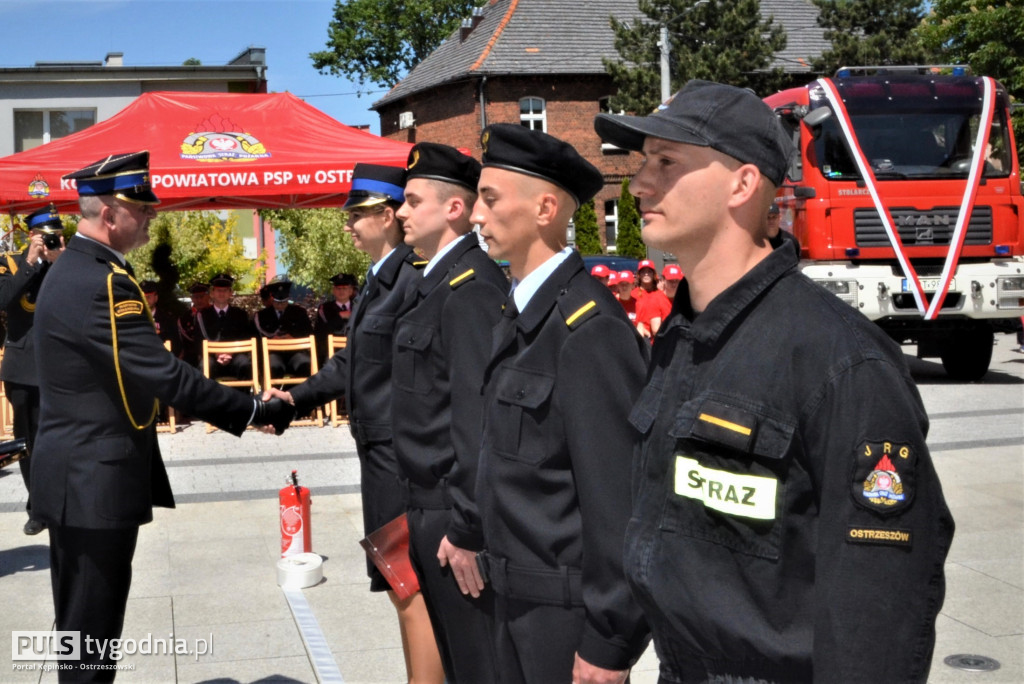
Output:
top-left (491, 366), bottom-right (556, 465)
top-left (357, 313), bottom-right (395, 364)
top-left (394, 321), bottom-right (434, 395)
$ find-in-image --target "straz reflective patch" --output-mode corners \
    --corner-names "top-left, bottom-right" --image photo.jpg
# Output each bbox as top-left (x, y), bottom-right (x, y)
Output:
top-left (847, 527), bottom-right (913, 547)
top-left (113, 300), bottom-right (144, 317)
top-left (674, 455), bottom-right (777, 520)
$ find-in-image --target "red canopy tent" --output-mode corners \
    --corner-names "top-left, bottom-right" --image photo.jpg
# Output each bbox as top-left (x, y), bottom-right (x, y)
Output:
top-left (0, 91), bottom-right (412, 215)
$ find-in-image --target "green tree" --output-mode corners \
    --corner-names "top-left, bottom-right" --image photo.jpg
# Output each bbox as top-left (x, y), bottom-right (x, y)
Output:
top-left (182, 58), bottom-right (202, 66)
top-left (812, 0), bottom-right (933, 75)
top-left (616, 179), bottom-right (646, 259)
top-left (573, 200), bottom-right (602, 255)
top-left (129, 211), bottom-right (262, 293)
top-left (605, 0), bottom-right (787, 115)
top-left (311, 0), bottom-right (486, 89)
top-left (919, 0), bottom-right (1024, 163)
top-left (264, 208), bottom-right (371, 297)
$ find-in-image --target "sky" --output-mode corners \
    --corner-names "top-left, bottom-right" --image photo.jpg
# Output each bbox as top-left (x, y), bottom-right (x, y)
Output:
top-left (0, 0), bottom-right (389, 133)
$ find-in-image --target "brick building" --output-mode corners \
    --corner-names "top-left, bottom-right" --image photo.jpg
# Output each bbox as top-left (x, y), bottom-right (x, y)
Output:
top-left (372, 0), bottom-right (829, 250)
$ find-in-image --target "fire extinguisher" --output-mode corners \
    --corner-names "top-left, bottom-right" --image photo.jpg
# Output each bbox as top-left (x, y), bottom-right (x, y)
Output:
top-left (280, 469), bottom-right (312, 558)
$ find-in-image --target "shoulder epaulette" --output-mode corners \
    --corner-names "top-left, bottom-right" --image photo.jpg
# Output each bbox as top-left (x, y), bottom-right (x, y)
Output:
top-left (109, 262), bottom-right (129, 276)
top-left (563, 300), bottom-right (598, 329)
top-left (405, 251), bottom-right (428, 268)
top-left (449, 268), bottom-right (476, 289)
top-left (412, 259), bottom-right (428, 268)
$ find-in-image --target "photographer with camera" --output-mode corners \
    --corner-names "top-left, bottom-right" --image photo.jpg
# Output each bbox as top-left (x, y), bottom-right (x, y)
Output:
top-left (0, 204), bottom-right (65, 536)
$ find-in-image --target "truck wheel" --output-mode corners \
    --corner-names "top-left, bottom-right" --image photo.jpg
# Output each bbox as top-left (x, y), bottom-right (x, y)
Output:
top-left (939, 326), bottom-right (994, 381)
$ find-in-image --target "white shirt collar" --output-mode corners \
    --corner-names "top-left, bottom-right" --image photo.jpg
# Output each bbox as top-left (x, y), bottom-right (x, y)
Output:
top-left (76, 233), bottom-right (125, 264)
top-left (511, 246), bottom-right (573, 314)
top-left (423, 233), bottom-right (471, 277)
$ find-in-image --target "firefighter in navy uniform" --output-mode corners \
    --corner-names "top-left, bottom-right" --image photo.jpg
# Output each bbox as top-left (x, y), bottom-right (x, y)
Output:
top-left (313, 272), bottom-right (357, 365)
top-left (177, 282), bottom-right (210, 367)
top-left (471, 124), bottom-right (651, 683)
top-left (30, 151), bottom-right (291, 683)
top-left (139, 279), bottom-right (181, 356)
top-left (197, 273), bottom-right (254, 380)
top-left (266, 163), bottom-right (445, 683)
top-left (391, 142), bottom-right (507, 681)
top-left (0, 204), bottom-right (64, 535)
top-left (594, 80), bottom-right (954, 682)
top-left (254, 276), bottom-right (314, 379)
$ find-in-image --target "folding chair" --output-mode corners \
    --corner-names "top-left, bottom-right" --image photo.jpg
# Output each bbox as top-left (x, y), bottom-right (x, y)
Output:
top-left (327, 334), bottom-right (349, 427)
top-left (155, 340), bottom-right (177, 434)
top-left (262, 335), bottom-right (322, 428)
top-left (202, 338), bottom-right (260, 432)
top-left (0, 350), bottom-right (13, 438)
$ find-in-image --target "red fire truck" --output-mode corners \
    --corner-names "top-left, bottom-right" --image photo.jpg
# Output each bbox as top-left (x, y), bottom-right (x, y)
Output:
top-left (765, 66), bottom-right (1023, 380)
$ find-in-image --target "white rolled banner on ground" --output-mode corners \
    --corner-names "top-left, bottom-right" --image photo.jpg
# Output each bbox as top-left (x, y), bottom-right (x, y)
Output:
top-left (277, 552), bottom-right (324, 590)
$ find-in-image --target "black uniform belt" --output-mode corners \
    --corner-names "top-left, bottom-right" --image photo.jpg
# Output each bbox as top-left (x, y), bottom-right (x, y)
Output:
top-left (401, 479), bottom-right (452, 510)
top-left (480, 553), bottom-right (583, 608)
top-left (350, 419), bottom-right (391, 445)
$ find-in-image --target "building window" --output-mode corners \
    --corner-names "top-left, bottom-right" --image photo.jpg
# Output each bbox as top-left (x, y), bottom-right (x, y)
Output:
top-left (519, 97), bottom-right (546, 132)
top-left (605, 199), bottom-right (619, 252)
top-left (599, 97), bottom-right (628, 155)
top-left (14, 109), bottom-right (96, 153)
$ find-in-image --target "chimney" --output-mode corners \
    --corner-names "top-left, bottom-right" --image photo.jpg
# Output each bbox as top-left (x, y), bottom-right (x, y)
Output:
top-left (104, 52), bottom-right (123, 67)
top-left (460, 6), bottom-right (485, 41)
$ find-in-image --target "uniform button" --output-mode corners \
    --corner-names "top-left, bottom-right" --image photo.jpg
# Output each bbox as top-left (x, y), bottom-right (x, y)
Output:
top-left (407, 338), bottom-right (415, 344)
top-left (515, 389), bottom-right (525, 399)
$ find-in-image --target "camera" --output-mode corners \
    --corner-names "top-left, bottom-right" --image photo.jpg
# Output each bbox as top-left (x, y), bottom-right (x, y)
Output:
top-left (42, 232), bottom-right (62, 250)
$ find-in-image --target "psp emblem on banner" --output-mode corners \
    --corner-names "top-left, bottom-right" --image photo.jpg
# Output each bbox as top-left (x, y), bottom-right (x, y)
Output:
top-left (27, 174), bottom-right (50, 198)
top-left (852, 440), bottom-right (916, 515)
top-left (180, 114), bottom-right (271, 162)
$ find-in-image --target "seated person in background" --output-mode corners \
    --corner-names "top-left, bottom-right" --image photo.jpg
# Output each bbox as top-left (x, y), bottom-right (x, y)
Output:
top-left (255, 276), bottom-right (314, 379)
top-left (140, 280), bottom-right (181, 357)
top-left (197, 273), bottom-right (254, 380)
top-left (178, 282), bottom-right (210, 367)
top-left (314, 272), bottom-right (357, 366)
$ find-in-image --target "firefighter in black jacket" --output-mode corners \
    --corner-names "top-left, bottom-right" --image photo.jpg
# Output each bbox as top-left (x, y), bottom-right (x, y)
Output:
top-left (196, 273), bottom-right (254, 380)
top-left (595, 80), bottom-right (953, 682)
top-left (391, 142), bottom-right (507, 681)
top-left (472, 124), bottom-right (651, 682)
top-left (313, 272), bottom-right (357, 366)
top-left (0, 204), bottom-right (64, 535)
top-left (254, 277), bottom-right (314, 379)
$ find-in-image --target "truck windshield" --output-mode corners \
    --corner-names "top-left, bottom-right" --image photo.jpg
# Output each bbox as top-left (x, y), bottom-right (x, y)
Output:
top-left (813, 79), bottom-right (1012, 181)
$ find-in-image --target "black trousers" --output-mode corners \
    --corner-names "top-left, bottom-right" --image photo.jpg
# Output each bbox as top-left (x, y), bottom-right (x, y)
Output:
top-left (407, 506), bottom-right (497, 683)
top-left (48, 524), bottom-right (139, 683)
top-left (209, 352), bottom-right (253, 382)
top-left (3, 381), bottom-right (39, 512)
top-left (492, 593), bottom-right (585, 684)
top-left (357, 440), bottom-right (405, 592)
top-left (266, 351), bottom-right (311, 381)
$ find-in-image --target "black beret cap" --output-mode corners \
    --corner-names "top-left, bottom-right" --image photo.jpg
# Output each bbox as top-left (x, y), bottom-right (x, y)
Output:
top-left (330, 273), bottom-right (358, 287)
top-left (480, 124), bottom-right (603, 206)
top-left (63, 150), bottom-right (160, 205)
top-left (25, 204), bottom-right (62, 233)
top-left (406, 142), bottom-right (481, 191)
top-left (343, 163), bottom-right (406, 210)
top-left (594, 80), bottom-right (794, 187)
top-left (209, 273), bottom-right (235, 288)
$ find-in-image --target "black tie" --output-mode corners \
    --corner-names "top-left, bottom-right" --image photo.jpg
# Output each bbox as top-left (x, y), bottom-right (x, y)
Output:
top-left (218, 309), bottom-right (226, 320)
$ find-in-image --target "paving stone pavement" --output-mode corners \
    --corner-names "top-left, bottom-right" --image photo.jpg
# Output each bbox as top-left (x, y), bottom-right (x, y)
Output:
top-left (0, 336), bottom-right (1021, 682)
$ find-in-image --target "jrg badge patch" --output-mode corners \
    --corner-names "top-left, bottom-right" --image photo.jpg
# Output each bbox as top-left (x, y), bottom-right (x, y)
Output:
top-left (852, 441), bottom-right (916, 515)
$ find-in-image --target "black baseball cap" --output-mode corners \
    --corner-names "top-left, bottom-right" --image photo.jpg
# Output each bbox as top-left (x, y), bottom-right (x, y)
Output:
top-left (594, 80), bottom-right (794, 186)
top-left (406, 142), bottom-right (481, 191)
top-left (480, 124), bottom-right (603, 207)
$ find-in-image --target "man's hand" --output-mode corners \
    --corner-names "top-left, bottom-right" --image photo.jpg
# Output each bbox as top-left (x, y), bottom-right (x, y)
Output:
top-left (572, 654), bottom-right (628, 684)
top-left (253, 389), bottom-right (296, 434)
top-left (216, 353), bottom-right (233, 365)
top-left (437, 536), bottom-right (485, 598)
top-left (251, 397), bottom-right (295, 435)
top-left (25, 233), bottom-right (45, 265)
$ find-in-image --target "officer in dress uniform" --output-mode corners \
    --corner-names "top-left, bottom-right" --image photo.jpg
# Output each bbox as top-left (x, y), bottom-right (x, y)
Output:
top-left (0, 204), bottom-right (64, 535)
top-left (313, 272), bottom-right (357, 365)
top-left (472, 124), bottom-right (651, 683)
top-left (391, 143), bottom-right (507, 681)
top-left (254, 276), bottom-right (314, 379)
top-left (196, 273), bottom-right (254, 380)
top-left (30, 151), bottom-right (292, 682)
top-left (139, 279), bottom-right (181, 356)
top-left (594, 79), bottom-right (954, 681)
top-left (177, 282), bottom-right (210, 367)
top-left (267, 163), bottom-right (445, 683)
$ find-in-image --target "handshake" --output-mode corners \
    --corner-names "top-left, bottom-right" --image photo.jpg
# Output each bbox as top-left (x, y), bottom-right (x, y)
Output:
top-left (250, 389), bottom-right (300, 435)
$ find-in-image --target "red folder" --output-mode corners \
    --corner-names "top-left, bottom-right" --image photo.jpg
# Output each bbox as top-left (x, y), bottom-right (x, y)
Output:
top-left (359, 513), bottom-right (421, 599)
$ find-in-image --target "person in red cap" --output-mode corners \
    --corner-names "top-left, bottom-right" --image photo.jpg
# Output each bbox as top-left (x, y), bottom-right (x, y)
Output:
top-left (635, 265), bottom-right (674, 340)
top-left (636, 259), bottom-right (659, 296)
top-left (661, 263), bottom-right (684, 301)
top-left (614, 270), bottom-right (638, 322)
top-left (589, 263), bottom-right (611, 287)
top-left (606, 269), bottom-right (619, 290)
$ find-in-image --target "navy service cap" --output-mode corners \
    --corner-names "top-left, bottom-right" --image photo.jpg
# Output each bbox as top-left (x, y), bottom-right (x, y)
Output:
top-left (267, 276), bottom-right (292, 302)
top-left (343, 163), bottom-right (406, 210)
top-left (330, 273), bottom-right (358, 287)
top-left (209, 273), bottom-right (235, 288)
top-left (480, 124), bottom-right (603, 207)
top-left (406, 142), bottom-right (481, 192)
top-left (594, 80), bottom-right (794, 187)
top-left (188, 282), bottom-right (210, 294)
top-left (63, 151), bottom-right (160, 205)
top-left (25, 204), bottom-right (62, 233)
top-left (138, 280), bottom-right (158, 294)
